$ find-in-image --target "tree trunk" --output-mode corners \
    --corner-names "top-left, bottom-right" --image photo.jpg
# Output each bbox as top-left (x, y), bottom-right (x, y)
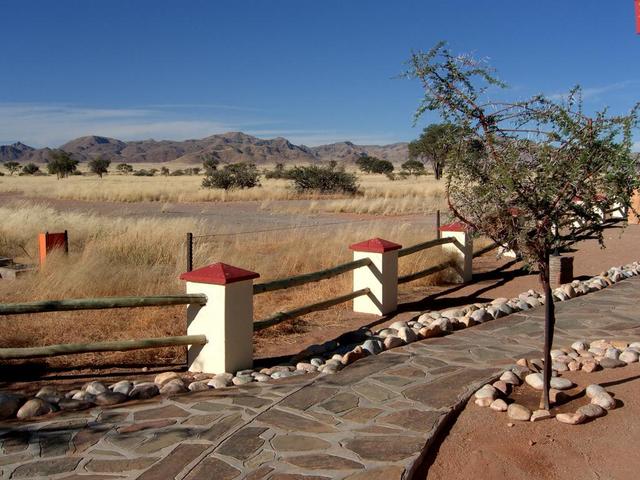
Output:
top-left (434, 160), bottom-right (442, 180)
top-left (540, 252), bottom-right (556, 410)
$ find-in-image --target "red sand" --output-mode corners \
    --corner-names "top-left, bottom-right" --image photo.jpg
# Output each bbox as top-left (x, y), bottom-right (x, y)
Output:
top-left (421, 363), bottom-right (640, 480)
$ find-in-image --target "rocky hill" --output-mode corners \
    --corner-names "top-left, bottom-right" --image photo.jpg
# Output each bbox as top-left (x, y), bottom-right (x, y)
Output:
top-left (0, 132), bottom-right (408, 166)
top-left (0, 142), bottom-right (35, 161)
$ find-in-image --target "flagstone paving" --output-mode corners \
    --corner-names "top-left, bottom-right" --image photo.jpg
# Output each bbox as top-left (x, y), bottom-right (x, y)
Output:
top-left (1, 278), bottom-right (639, 479)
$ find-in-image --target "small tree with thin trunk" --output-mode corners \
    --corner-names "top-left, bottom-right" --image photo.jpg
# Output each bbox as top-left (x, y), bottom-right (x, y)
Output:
top-left (405, 42), bottom-right (639, 410)
top-left (408, 123), bottom-right (466, 180)
top-left (88, 157), bottom-right (111, 178)
top-left (355, 155), bottom-right (394, 174)
top-left (401, 159), bottom-right (426, 176)
top-left (3, 161), bottom-right (20, 175)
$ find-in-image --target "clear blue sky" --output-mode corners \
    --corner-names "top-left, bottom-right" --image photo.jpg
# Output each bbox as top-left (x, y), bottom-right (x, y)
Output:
top-left (1, 0), bottom-right (638, 148)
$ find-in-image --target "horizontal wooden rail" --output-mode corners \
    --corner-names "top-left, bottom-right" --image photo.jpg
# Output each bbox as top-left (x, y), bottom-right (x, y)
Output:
top-left (398, 261), bottom-right (454, 285)
top-left (398, 237), bottom-right (455, 258)
top-left (0, 294), bottom-right (208, 316)
top-left (253, 258), bottom-right (372, 295)
top-left (398, 241), bottom-right (499, 285)
top-left (0, 335), bottom-right (207, 360)
top-left (253, 288), bottom-right (371, 331)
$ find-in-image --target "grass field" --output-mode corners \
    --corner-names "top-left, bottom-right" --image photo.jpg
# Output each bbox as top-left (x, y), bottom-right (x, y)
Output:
top-left (0, 169), bottom-right (446, 215)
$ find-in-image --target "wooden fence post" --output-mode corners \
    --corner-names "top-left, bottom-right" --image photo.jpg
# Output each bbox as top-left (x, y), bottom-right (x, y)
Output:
top-left (180, 262), bottom-right (259, 374)
top-left (350, 238), bottom-right (401, 315)
top-left (440, 222), bottom-right (473, 283)
top-left (186, 232), bottom-right (193, 272)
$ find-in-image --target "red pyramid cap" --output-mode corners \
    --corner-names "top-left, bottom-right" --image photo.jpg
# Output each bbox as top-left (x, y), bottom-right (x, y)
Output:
top-left (180, 262), bottom-right (260, 285)
top-left (439, 221), bottom-right (471, 232)
top-left (349, 237), bottom-right (402, 253)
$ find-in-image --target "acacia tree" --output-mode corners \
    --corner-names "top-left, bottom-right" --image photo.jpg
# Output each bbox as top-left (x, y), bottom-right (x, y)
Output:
top-left (408, 123), bottom-right (465, 179)
top-left (405, 42), bottom-right (639, 410)
top-left (355, 155), bottom-right (394, 174)
top-left (3, 161), bottom-right (20, 175)
top-left (46, 150), bottom-right (79, 179)
top-left (401, 159), bottom-right (426, 176)
top-left (88, 157), bottom-right (111, 178)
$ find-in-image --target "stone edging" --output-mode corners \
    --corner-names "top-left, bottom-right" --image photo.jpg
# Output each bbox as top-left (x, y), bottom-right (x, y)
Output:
top-left (474, 337), bottom-right (640, 424)
top-left (1, 261), bottom-right (639, 421)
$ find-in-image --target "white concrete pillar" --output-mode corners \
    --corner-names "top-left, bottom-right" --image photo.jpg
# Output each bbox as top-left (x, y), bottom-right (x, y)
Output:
top-left (350, 238), bottom-right (401, 315)
top-left (440, 222), bottom-right (473, 283)
top-left (180, 262), bottom-right (259, 374)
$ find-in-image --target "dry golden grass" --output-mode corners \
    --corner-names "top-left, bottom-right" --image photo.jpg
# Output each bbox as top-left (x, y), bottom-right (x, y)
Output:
top-left (0, 171), bottom-right (446, 215)
top-left (0, 201), bottom-right (452, 369)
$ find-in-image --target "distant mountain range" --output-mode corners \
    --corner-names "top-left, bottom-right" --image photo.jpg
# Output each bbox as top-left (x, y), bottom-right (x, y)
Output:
top-left (0, 132), bottom-right (409, 166)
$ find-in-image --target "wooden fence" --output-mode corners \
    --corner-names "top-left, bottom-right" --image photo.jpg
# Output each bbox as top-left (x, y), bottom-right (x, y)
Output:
top-left (0, 223), bottom-right (480, 369)
top-left (250, 236), bottom-right (463, 330)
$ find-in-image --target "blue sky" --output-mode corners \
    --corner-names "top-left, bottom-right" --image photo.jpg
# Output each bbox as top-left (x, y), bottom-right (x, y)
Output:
top-left (1, 0), bottom-right (638, 148)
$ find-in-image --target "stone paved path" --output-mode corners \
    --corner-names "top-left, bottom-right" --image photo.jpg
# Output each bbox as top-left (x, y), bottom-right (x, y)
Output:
top-left (2, 278), bottom-right (639, 480)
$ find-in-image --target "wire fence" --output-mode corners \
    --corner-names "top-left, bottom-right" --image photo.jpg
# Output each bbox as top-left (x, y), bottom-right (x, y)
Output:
top-left (184, 210), bottom-right (444, 272)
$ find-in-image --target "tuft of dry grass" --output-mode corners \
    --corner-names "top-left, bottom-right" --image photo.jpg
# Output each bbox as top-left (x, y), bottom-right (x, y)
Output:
top-left (0, 201), bottom-right (452, 369)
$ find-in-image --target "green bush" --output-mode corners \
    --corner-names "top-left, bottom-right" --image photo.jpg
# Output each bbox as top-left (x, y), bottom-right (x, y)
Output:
top-left (21, 163), bottom-right (40, 175)
top-left (289, 164), bottom-right (358, 194)
top-left (202, 162), bottom-right (261, 190)
top-left (170, 169), bottom-right (185, 176)
top-left (355, 155), bottom-right (394, 174)
top-left (116, 163), bottom-right (134, 175)
top-left (133, 169), bottom-right (156, 177)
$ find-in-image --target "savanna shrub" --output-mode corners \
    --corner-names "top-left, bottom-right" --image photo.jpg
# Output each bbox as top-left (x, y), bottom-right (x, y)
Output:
top-left (289, 164), bottom-right (359, 194)
top-left (202, 162), bottom-right (261, 190)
